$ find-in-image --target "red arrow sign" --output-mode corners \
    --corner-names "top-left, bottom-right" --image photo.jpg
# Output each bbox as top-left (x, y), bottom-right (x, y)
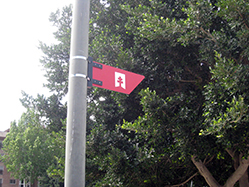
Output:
top-left (92, 62), bottom-right (144, 94)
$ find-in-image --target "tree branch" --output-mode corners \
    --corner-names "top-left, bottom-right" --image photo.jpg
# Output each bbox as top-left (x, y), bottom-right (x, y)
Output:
top-left (179, 79), bottom-right (198, 83)
top-left (203, 155), bottom-right (215, 165)
top-left (237, 9), bottom-right (249, 30)
top-left (226, 148), bottom-right (236, 158)
top-left (200, 26), bottom-right (218, 45)
top-left (224, 156), bottom-right (249, 187)
top-left (185, 66), bottom-right (203, 83)
top-left (168, 172), bottom-right (198, 187)
top-left (226, 148), bottom-right (240, 170)
top-left (191, 155), bottom-right (221, 187)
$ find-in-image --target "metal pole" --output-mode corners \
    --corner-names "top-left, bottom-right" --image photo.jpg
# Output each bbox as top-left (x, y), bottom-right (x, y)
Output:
top-left (65, 0), bottom-right (90, 186)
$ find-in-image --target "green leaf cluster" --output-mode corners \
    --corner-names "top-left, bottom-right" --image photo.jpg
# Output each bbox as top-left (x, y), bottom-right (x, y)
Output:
top-left (4, 0), bottom-right (249, 186)
top-left (1, 110), bottom-right (63, 185)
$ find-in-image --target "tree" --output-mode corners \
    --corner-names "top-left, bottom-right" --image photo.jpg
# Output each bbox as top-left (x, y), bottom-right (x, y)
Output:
top-left (39, 5), bottom-right (72, 98)
top-left (1, 110), bottom-right (62, 186)
top-left (11, 6), bottom-right (73, 186)
top-left (87, 0), bottom-right (211, 186)
top-left (180, 1), bottom-right (249, 186)
top-left (1, 5), bottom-right (70, 187)
top-left (7, 0), bottom-right (249, 186)
top-left (119, 0), bottom-right (249, 186)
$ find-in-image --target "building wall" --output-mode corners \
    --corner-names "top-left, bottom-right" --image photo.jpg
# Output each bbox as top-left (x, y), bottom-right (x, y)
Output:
top-left (0, 162), bottom-right (20, 187)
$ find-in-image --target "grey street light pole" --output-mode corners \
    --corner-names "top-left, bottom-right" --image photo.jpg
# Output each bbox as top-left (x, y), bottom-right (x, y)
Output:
top-left (65, 0), bottom-right (90, 186)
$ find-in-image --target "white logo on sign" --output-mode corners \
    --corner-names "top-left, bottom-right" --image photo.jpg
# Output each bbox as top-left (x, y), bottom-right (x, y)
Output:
top-left (115, 72), bottom-right (126, 89)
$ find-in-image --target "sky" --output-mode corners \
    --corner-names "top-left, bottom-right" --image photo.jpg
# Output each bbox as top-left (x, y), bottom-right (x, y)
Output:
top-left (0, 0), bottom-right (72, 131)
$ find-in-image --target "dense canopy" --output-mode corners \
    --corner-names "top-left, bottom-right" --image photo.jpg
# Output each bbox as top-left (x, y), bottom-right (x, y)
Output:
top-left (1, 0), bottom-right (249, 186)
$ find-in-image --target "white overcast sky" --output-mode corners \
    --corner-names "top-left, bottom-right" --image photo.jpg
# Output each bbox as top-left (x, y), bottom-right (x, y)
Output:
top-left (0, 0), bottom-right (72, 131)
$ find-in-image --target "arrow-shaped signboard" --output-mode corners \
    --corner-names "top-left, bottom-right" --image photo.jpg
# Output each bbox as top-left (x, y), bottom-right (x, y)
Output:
top-left (88, 60), bottom-right (144, 94)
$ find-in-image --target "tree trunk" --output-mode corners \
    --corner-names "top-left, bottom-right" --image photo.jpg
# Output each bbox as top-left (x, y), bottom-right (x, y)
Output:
top-left (226, 149), bottom-right (249, 187)
top-left (224, 157), bottom-right (249, 187)
top-left (239, 153), bottom-right (249, 187)
top-left (239, 169), bottom-right (249, 187)
top-left (191, 155), bottom-right (249, 187)
top-left (191, 156), bottom-right (222, 187)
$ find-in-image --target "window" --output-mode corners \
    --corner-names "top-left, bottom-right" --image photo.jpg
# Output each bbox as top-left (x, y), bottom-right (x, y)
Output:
top-left (10, 179), bottom-right (16, 184)
top-left (19, 180), bottom-right (25, 187)
top-left (0, 166), bottom-right (3, 175)
top-left (0, 141), bottom-right (3, 156)
top-left (0, 179), bottom-right (2, 187)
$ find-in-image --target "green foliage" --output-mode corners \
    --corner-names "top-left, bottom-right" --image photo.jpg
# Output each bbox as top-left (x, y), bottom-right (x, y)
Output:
top-left (122, 0), bottom-right (187, 42)
top-left (46, 126), bottom-right (66, 182)
top-left (39, 5), bottom-right (72, 97)
top-left (1, 6), bottom-right (72, 186)
top-left (87, 0), bottom-right (213, 186)
top-left (1, 110), bottom-right (61, 184)
top-left (20, 92), bottom-right (67, 132)
top-left (201, 54), bottom-right (249, 153)
top-left (7, 0), bottom-right (249, 186)
top-left (216, 0), bottom-right (249, 56)
top-left (112, 0), bottom-right (249, 186)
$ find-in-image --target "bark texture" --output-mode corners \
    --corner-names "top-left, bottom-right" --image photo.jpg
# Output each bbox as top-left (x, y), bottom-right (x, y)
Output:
top-left (191, 154), bottom-right (249, 187)
top-left (191, 156), bottom-right (221, 187)
top-left (226, 149), bottom-right (249, 187)
top-left (239, 171), bottom-right (249, 187)
top-left (224, 157), bottom-right (249, 187)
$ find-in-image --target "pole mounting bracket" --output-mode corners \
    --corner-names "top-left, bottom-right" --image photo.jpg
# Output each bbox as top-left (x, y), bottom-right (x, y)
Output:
top-left (87, 56), bottom-right (103, 88)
